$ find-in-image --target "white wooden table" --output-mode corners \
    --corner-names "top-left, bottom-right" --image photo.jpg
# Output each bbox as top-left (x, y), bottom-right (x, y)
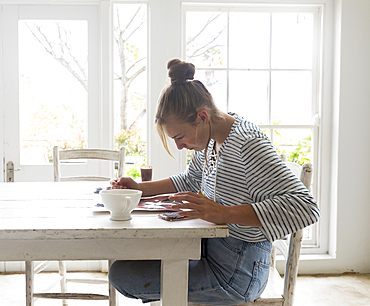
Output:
top-left (0, 182), bottom-right (229, 306)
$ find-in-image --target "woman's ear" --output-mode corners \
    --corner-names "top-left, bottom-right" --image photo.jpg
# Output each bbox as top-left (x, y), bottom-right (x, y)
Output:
top-left (197, 110), bottom-right (210, 125)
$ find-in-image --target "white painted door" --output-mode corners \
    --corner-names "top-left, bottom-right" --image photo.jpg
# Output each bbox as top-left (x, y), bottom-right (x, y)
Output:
top-left (2, 4), bottom-right (100, 182)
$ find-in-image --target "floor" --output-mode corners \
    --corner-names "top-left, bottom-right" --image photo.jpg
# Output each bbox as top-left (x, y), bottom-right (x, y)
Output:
top-left (0, 272), bottom-right (370, 306)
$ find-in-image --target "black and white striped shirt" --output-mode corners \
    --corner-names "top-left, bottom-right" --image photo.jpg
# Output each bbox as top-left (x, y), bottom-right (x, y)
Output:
top-left (170, 114), bottom-right (320, 242)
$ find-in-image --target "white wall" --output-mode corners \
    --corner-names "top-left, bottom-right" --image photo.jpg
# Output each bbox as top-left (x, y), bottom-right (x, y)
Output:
top-left (297, 0), bottom-right (370, 274)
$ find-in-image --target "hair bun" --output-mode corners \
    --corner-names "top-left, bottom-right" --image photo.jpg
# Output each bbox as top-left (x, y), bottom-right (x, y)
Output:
top-left (167, 59), bottom-right (195, 84)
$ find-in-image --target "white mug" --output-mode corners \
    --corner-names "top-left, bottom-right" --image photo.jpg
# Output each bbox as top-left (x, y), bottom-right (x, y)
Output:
top-left (100, 189), bottom-right (142, 221)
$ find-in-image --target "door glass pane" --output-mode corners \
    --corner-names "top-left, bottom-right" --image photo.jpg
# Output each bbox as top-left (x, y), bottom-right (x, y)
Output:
top-left (19, 20), bottom-right (88, 165)
top-left (113, 4), bottom-right (147, 180)
top-left (229, 12), bottom-right (270, 69)
top-left (229, 70), bottom-right (269, 124)
top-left (271, 71), bottom-right (312, 125)
top-left (272, 13), bottom-right (313, 69)
top-left (186, 11), bottom-right (227, 68)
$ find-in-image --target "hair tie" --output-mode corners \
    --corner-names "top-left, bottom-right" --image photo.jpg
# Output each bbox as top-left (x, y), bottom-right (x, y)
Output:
top-left (171, 77), bottom-right (193, 85)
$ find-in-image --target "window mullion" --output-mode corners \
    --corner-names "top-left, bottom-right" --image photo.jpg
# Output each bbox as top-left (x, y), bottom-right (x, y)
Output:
top-left (226, 10), bottom-right (230, 112)
top-left (268, 12), bottom-right (272, 124)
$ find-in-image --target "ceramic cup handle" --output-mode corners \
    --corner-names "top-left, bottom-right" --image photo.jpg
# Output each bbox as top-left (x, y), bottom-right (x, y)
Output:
top-left (122, 196), bottom-right (131, 212)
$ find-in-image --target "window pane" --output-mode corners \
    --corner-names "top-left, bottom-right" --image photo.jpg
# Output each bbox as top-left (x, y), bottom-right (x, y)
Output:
top-left (273, 128), bottom-right (312, 165)
top-left (229, 71), bottom-right (269, 124)
top-left (272, 13), bottom-right (313, 69)
top-left (229, 12), bottom-right (270, 69)
top-left (195, 70), bottom-right (227, 112)
top-left (273, 127), bottom-right (314, 240)
top-left (113, 4), bottom-right (147, 178)
top-left (303, 225), bottom-right (313, 240)
top-left (271, 71), bottom-right (312, 125)
top-left (186, 11), bottom-right (227, 68)
top-left (19, 20), bottom-right (88, 165)
top-left (263, 129), bottom-right (271, 140)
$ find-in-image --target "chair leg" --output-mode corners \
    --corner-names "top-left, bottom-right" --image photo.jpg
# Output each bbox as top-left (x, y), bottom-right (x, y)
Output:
top-left (109, 260), bottom-right (117, 306)
top-left (58, 261), bottom-right (68, 306)
top-left (283, 231), bottom-right (303, 306)
top-left (26, 261), bottom-right (34, 306)
top-left (270, 245), bottom-right (277, 268)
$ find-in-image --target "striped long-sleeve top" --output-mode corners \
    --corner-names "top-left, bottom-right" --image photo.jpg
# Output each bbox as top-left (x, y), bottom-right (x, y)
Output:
top-left (170, 114), bottom-right (320, 242)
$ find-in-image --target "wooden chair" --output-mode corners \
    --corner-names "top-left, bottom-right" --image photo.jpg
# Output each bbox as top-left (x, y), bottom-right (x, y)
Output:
top-left (25, 146), bottom-right (126, 306)
top-left (53, 146), bottom-right (125, 182)
top-left (152, 161), bottom-right (313, 306)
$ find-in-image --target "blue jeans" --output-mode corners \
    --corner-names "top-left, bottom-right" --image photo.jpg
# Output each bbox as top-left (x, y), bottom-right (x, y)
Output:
top-left (109, 236), bottom-right (271, 305)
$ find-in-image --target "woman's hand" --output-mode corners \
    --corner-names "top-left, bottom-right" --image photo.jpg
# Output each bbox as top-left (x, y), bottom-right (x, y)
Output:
top-left (110, 177), bottom-right (177, 198)
top-left (169, 191), bottom-right (228, 225)
top-left (110, 177), bottom-right (140, 190)
top-left (170, 190), bottom-right (262, 227)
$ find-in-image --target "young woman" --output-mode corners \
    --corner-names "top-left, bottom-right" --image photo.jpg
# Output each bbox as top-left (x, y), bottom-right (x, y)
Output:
top-left (109, 59), bottom-right (320, 305)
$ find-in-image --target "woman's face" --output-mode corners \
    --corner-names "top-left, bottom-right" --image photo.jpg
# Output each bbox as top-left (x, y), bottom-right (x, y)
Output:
top-left (164, 114), bottom-right (209, 152)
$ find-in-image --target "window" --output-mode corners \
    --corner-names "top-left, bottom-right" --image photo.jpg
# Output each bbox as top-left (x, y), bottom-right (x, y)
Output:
top-left (19, 20), bottom-right (89, 164)
top-left (2, 4), bottom-right (99, 182)
top-left (113, 3), bottom-right (147, 179)
top-left (183, 4), bottom-right (322, 247)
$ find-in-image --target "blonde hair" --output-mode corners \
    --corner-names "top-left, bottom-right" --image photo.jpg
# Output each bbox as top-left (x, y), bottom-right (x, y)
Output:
top-left (155, 59), bottom-right (223, 157)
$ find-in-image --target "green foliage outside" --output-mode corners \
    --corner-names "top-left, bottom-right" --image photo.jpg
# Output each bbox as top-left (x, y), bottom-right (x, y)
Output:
top-left (20, 99), bottom-right (87, 164)
top-left (125, 165), bottom-right (142, 180)
top-left (287, 135), bottom-right (311, 165)
top-left (185, 132), bottom-right (311, 167)
top-left (272, 134), bottom-right (312, 166)
top-left (115, 127), bottom-right (146, 178)
top-left (270, 128), bottom-right (311, 166)
top-left (187, 150), bottom-right (194, 165)
top-left (114, 128), bottom-right (146, 156)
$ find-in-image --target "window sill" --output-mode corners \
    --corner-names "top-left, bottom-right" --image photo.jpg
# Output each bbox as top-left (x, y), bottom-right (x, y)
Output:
top-left (299, 253), bottom-right (335, 261)
top-left (276, 253), bottom-right (335, 262)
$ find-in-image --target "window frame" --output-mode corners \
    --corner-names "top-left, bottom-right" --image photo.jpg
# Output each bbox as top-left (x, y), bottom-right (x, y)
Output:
top-left (1, 3), bottom-right (102, 181)
top-left (182, 2), bottom-right (329, 252)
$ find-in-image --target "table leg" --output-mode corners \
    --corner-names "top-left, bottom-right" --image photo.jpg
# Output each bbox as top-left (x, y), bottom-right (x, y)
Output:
top-left (160, 259), bottom-right (189, 306)
top-left (25, 261), bottom-right (34, 306)
top-left (108, 260), bottom-right (117, 306)
top-left (58, 261), bottom-right (67, 306)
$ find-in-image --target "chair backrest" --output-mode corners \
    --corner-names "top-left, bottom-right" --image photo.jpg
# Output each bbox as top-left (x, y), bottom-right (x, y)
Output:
top-left (273, 160), bottom-right (313, 306)
top-left (53, 146), bottom-right (126, 182)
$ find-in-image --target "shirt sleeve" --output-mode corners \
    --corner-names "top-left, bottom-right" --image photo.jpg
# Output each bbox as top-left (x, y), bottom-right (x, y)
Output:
top-left (170, 151), bottom-right (204, 193)
top-left (243, 137), bottom-right (320, 242)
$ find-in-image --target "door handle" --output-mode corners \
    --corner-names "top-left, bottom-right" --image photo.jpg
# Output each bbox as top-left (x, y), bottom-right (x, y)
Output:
top-left (6, 161), bottom-right (21, 182)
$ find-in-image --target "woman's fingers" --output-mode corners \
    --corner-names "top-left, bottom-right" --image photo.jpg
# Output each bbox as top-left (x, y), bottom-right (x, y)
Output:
top-left (169, 191), bottom-right (227, 224)
top-left (177, 210), bottom-right (202, 218)
top-left (171, 201), bottom-right (200, 211)
top-left (170, 191), bottom-right (213, 214)
top-left (169, 191), bottom-right (204, 203)
top-left (114, 177), bottom-right (138, 189)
